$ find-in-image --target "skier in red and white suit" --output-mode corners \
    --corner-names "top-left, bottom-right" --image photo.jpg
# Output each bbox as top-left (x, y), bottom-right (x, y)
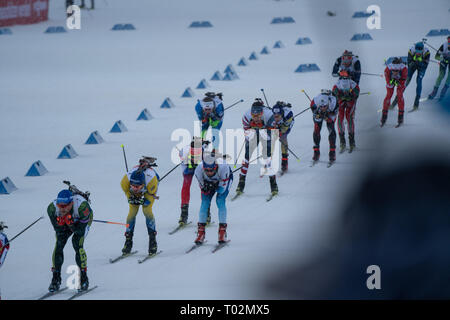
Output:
top-left (381, 57), bottom-right (408, 127)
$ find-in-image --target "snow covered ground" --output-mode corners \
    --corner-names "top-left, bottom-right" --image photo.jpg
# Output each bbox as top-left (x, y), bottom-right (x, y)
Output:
top-left (0, 0), bottom-right (449, 299)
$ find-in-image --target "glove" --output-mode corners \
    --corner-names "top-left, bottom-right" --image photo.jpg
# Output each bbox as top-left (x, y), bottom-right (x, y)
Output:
top-left (56, 214), bottom-right (74, 226)
top-left (128, 195), bottom-right (144, 205)
top-left (202, 180), bottom-right (218, 194)
top-left (244, 129), bottom-right (255, 141)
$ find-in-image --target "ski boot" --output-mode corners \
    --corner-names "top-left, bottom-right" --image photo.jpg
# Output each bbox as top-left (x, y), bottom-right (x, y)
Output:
top-left (312, 147), bottom-right (320, 161)
top-left (269, 175), bottom-right (278, 196)
top-left (48, 269), bottom-right (61, 292)
top-left (397, 111), bottom-right (404, 127)
top-left (235, 174), bottom-right (246, 194)
top-left (122, 231), bottom-right (133, 254)
top-left (439, 85), bottom-right (449, 101)
top-left (79, 268), bottom-right (89, 292)
top-left (380, 111), bottom-right (388, 127)
top-left (428, 86), bottom-right (438, 100)
top-left (339, 134), bottom-right (346, 153)
top-left (195, 223), bottom-right (206, 244)
top-left (412, 95), bottom-right (420, 111)
top-left (329, 148), bottom-right (336, 163)
top-left (349, 134), bottom-right (356, 153)
top-left (148, 231), bottom-right (158, 255)
top-left (281, 153), bottom-right (288, 173)
top-left (178, 204), bottom-right (189, 226)
top-left (218, 223), bottom-right (228, 244)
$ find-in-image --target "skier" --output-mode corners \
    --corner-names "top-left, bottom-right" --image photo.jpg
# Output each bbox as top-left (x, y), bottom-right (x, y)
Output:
top-left (178, 136), bottom-right (212, 226)
top-left (79, 0), bottom-right (94, 9)
top-left (428, 36), bottom-right (450, 101)
top-left (235, 99), bottom-right (278, 197)
top-left (195, 92), bottom-right (224, 152)
top-left (381, 57), bottom-right (408, 127)
top-left (332, 50), bottom-right (362, 84)
top-left (47, 189), bottom-right (93, 292)
top-left (194, 152), bottom-right (233, 244)
top-left (310, 90), bottom-right (339, 164)
top-left (0, 221), bottom-right (9, 300)
top-left (391, 42), bottom-right (430, 110)
top-left (271, 101), bottom-right (295, 173)
top-left (332, 70), bottom-right (360, 153)
top-left (120, 157), bottom-right (160, 257)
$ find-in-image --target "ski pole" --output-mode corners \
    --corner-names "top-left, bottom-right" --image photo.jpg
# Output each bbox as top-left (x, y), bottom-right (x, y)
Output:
top-left (422, 38), bottom-right (439, 52)
top-left (260, 88), bottom-right (271, 108)
top-left (224, 99), bottom-right (244, 111)
top-left (93, 219), bottom-right (129, 227)
top-left (234, 140), bottom-right (245, 168)
top-left (301, 89), bottom-right (312, 102)
top-left (158, 162), bottom-right (181, 182)
top-left (361, 72), bottom-right (383, 77)
top-left (121, 144), bottom-right (128, 172)
top-left (293, 106), bottom-right (310, 118)
top-left (5, 216), bottom-right (44, 245)
top-left (279, 139), bottom-right (301, 162)
top-left (233, 155), bottom-right (263, 173)
top-left (360, 92), bottom-right (371, 95)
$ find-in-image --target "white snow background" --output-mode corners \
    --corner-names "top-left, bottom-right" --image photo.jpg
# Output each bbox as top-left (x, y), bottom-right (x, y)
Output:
top-left (0, 0), bottom-right (449, 299)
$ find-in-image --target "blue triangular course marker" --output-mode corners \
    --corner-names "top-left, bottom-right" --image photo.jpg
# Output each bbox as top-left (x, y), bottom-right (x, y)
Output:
top-left (352, 11), bottom-right (375, 18)
top-left (85, 130), bottom-right (105, 144)
top-left (160, 98), bottom-right (175, 108)
top-left (295, 64), bottom-right (321, 73)
top-left (426, 29), bottom-right (450, 36)
top-left (249, 52), bottom-right (258, 60)
top-left (351, 33), bottom-right (373, 41)
top-left (260, 46), bottom-right (270, 54)
top-left (223, 71), bottom-right (239, 81)
top-left (112, 24), bottom-right (136, 31)
top-left (137, 108), bottom-right (153, 120)
top-left (210, 71), bottom-right (223, 81)
top-left (57, 144), bottom-right (78, 159)
top-left (224, 64), bottom-right (237, 74)
top-left (238, 57), bottom-right (247, 66)
top-left (25, 161), bottom-right (48, 177)
top-left (196, 79), bottom-right (209, 89)
top-left (189, 21), bottom-right (213, 28)
top-left (282, 17), bottom-right (295, 23)
top-left (182, 87), bottom-right (195, 97)
top-left (0, 28), bottom-right (12, 35)
top-left (273, 41), bottom-right (284, 48)
top-left (0, 177), bottom-right (18, 194)
top-left (296, 37), bottom-right (312, 45)
top-left (110, 120), bottom-right (128, 133)
top-left (45, 26), bottom-right (67, 33)
top-left (271, 17), bottom-right (283, 24)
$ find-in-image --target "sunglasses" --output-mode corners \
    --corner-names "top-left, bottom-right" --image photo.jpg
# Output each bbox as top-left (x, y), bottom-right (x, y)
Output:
top-left (57, 203), bottom-right (72, 209)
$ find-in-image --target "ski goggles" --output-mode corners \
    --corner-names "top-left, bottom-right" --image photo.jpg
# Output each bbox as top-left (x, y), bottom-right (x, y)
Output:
top-left (204, 166), bottom-right (217, 174)
top-left (130, 184), bottom-right (144, 192)
top-left (56, 202), bottom-right (72, 209)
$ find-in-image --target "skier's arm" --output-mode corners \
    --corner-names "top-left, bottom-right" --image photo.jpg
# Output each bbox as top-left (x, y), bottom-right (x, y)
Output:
top-left (76, 201), bottom-right (93, 226)
top-left (435, 44), bottom-right (444, 61)
top-left (353, 60), bottom-right (361, 83)
top-left (47, 202), bottom-right (64, 231)
top-left (120, 174), bottom-right (131, 199)
top-left (332, 58), bottom-right (341, 76)
top-left (0, 235), bottom-right (10, 267)
top-left (195, 101), bottom-right (204, 121)
top-left (145, 175), bottom-right (158, 199)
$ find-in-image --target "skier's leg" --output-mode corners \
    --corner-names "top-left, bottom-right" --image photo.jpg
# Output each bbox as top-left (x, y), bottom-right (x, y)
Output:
top-left (52, 230), bottom-right (71, 272)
